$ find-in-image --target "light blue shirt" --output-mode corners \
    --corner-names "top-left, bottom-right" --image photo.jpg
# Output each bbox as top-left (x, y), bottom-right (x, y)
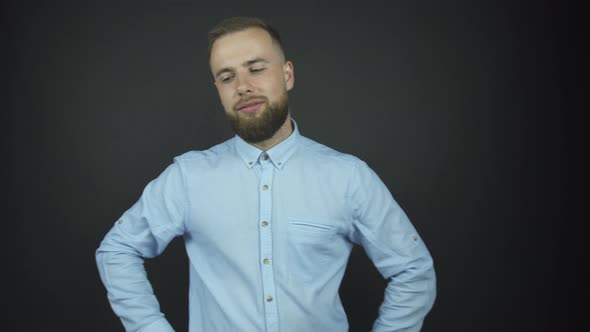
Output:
top-left (96, 121), bottom-right (436, 332)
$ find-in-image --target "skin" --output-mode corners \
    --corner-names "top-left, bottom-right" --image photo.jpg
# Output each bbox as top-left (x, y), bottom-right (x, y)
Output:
top-left (209, 27), bottom-right (295, 151)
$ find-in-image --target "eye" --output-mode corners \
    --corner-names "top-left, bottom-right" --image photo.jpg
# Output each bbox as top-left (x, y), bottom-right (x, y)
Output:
top-left (250, 67), bottom-right (266, 73)
top-left (219, 74), bottom-right (234, 83)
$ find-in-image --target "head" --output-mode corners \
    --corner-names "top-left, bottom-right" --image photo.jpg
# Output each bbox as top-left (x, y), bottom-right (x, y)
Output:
top-left (208, 17), bottom-right (294, 143)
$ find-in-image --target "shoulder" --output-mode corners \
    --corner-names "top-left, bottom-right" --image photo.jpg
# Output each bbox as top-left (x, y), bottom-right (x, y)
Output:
top-left (297, 135), bottom-right (367, 171)
top-left (172, 138), bottom-right (233, 166)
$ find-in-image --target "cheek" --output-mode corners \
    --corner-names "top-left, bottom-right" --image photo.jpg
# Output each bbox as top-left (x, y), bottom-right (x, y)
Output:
top-left (217, 88), bottom-right (234, 107)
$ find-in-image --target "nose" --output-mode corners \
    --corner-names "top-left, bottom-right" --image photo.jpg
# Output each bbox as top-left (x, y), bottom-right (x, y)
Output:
top-left (235, 75), bottom-right (254, 96)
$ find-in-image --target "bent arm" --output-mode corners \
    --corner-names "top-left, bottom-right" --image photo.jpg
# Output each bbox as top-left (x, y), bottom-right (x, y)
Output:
top-left (96, 162), bottom-right (187, 332)
top-left (371, 244), bottom-right (436, 332)
top-left (347, 160), bottom-right (436, 332)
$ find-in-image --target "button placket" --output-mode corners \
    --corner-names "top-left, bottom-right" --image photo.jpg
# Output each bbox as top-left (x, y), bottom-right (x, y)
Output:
top-left (258, 153), bottom-right (279, 331)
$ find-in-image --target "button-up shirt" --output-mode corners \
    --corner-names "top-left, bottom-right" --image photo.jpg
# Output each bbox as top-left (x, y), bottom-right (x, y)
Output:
top-left (96, 121), bottom-right (436, 332)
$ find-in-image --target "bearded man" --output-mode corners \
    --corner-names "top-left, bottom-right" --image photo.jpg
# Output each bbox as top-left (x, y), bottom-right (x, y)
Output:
top-left (96, 16), bottom-right (436, 332)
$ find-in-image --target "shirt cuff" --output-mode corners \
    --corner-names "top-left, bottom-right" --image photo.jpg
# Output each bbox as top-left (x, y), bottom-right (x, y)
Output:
top-left (138, 317), bottom-right (175, 332)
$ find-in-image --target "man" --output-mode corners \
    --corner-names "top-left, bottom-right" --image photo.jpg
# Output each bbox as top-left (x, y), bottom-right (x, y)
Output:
top-left (96, 17), bottom-right (436, 332)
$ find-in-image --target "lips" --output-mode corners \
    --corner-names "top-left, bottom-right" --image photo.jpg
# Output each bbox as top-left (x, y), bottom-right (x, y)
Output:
top-left (236, 98), bottom-right (265, 113)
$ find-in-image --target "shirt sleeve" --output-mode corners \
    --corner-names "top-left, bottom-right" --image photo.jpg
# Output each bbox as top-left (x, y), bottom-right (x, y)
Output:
top-left (347, 160), bottom-right (436, 332)
top-left (95, 160), bottom-right (187, 332)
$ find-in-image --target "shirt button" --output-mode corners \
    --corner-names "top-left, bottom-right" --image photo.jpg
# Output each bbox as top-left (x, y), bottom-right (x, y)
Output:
top-left (261, 154), bottom-right (268, 161)
top-left (261, 221), bottom-right (269, 227)
top-left (262, 184), bottom-right (269, 191)
top-left (266, 295), bottom-right (273, 302)
top-left (263, 258), bottom-right (270, 264)
top-left (117, 220), bottom-right (124, 224)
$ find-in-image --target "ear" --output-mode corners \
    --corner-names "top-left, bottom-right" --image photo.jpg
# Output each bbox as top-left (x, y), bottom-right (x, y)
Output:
top-left (283, 61), bottom-right (295, 91)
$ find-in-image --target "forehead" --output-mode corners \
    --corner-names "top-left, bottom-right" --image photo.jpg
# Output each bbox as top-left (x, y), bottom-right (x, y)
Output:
top-left (209, 27), bottom-right (279, 70)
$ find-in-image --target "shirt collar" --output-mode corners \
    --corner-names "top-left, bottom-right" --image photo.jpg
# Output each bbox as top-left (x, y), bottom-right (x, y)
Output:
top-left (233, 119), bottom-right (301, 170)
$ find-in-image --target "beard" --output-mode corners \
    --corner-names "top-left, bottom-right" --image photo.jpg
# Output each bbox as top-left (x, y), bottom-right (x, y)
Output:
top-left (226, 91), bottom-right (289, 143)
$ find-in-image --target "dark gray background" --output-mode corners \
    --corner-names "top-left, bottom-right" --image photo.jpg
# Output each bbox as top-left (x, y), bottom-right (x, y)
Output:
top-left (5, 1), bottom-right (576, 331)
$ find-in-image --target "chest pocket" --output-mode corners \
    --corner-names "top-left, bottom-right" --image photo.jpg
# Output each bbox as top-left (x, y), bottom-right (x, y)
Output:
top-left (287, 219), bottom-right (337, 283)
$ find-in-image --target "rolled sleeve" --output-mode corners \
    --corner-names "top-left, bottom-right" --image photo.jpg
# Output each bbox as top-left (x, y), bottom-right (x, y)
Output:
top-left (96, 161), bottom-right (187, 332)
top-left (137, 317), bottom-right (175, 332)
top-left (347, 160), bottom-right (436, 331)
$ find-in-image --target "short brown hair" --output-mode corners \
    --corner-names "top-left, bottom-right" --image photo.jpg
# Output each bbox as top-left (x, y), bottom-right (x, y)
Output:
top-left (207, 16), bottom-right (285, 60)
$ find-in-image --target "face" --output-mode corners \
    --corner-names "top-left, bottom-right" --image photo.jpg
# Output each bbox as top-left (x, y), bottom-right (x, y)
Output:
top-left (210, 27), bottom-right (294, 143)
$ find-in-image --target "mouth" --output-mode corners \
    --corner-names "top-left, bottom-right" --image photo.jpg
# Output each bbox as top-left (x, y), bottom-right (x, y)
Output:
top-left (235, 98), bottom-right (266, 114)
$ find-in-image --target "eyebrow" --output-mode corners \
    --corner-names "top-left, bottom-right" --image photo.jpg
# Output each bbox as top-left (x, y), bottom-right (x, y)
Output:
top-left (215, 58), bottom-right (270, 79)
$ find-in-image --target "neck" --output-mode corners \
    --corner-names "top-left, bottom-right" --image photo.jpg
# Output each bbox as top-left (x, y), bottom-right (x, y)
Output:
top-left (252, 114), bottom-right (293, 151)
